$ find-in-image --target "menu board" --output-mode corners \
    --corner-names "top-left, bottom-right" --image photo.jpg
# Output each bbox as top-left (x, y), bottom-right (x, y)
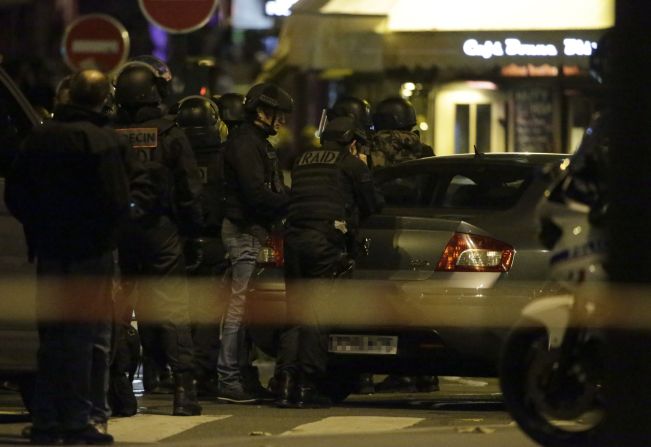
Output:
top-left (514, 87), bottom-right (555, 152)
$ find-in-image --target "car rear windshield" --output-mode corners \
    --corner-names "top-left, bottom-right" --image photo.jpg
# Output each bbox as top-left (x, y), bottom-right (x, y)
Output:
top-left (378, 164), bottom-right (535, 210)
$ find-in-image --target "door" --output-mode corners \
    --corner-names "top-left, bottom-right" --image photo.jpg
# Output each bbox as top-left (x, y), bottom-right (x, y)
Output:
top-left (433, 82), bottom-right (506, 155)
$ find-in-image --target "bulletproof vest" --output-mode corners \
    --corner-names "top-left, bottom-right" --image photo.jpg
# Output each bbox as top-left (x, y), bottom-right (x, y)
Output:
top-left (288, 148), bottom-right (349, 224)
top-left (114, 118), bottom-right (176, 216)
top-left (185, 129), bottom-right (225, 236)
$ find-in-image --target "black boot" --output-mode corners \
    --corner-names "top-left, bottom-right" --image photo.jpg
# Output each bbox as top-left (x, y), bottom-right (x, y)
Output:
top-left (142, 356), bottom-right (161, 393)
top-left (356, 373), bottom-right (375, 395)
top-left (274, 370), bottom-right (296, 408)
top-left (108, 373), bottom-right (138, 417)
top-left (295, 381), bottom-right (331, 409)
top-left (173, 372), bottom-right (202, 416)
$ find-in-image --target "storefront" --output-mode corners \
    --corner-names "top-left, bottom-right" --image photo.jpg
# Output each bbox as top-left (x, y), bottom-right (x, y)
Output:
top-left (265, 0), bottom-right (614, 154)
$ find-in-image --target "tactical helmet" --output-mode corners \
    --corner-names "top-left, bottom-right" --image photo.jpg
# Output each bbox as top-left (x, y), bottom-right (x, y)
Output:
top-left (54, 75), bottom-right (73, 106)
top-left (373, 97), bottom-right (417, 131)
top-left (243, 83), bottom-right (293, 114)
top-left (175, 95), bottom-right (220, 128)
top-left (320, 116), bottom-right (366, 146)
top-left (114, 55), bottom-right (172, 107)
top-left (214, 93), bottom-right (246, 125)
top-left (328, 96), bottom-right (373, 131)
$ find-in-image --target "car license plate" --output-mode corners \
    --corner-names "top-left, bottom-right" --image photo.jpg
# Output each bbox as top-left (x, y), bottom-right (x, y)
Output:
top-left (328, 334), bottom-right (398, 355)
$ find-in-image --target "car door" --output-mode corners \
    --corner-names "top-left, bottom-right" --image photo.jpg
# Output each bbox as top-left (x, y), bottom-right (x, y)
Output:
top-left (0, 65), bottom-right (41, 374)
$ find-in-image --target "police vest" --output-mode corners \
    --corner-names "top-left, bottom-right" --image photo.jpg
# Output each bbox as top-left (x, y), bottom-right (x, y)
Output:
top-left (187, 136), bottom-right (225, 236)
top-left (288, 148), bottom-right (349, 224)
top-left (115, 118), bottom-right (176, 216)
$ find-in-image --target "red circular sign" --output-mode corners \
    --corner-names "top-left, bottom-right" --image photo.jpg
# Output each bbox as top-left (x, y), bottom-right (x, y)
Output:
top-left (61, 14), bottom-right (130, 74)
top-left (139, 0), bottom-right (219, 34)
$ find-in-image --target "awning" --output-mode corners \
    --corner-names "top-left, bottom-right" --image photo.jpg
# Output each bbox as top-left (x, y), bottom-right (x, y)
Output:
top-left (266, 0), bottom-right (614, 75)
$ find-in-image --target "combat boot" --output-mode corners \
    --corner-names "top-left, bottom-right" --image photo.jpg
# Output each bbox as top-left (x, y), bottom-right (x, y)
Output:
top-left (172, 372), bottom-right (202, 416)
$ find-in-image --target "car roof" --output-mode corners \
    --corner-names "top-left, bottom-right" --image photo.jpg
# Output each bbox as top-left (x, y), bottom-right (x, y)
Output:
top-left (407, 152), bottom-right (567, 165)
top-left (376, 152), bottom-right (568, 175)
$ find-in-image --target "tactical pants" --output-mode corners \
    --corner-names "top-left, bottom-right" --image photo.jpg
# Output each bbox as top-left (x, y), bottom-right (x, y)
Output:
top-left (277, 225), bottom-right (347, 381)
top-left (188, 237), bottom-right (229, 379)
top-left (32, 252), bottom-right (113, 432)
top-left (114, 215), bottom-right (194, 375)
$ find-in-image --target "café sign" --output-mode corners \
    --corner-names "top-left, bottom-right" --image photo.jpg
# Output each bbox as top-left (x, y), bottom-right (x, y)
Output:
top-left (463, 37), bottom-right (597, 59)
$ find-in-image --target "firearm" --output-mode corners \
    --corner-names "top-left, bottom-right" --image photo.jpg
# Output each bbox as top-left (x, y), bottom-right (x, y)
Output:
top-left (316, 108), bottom-right (328, 139)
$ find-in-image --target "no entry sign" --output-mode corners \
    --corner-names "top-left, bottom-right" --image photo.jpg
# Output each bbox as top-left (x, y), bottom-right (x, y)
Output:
top-left (139, 0), bottom-right (220, 34)
top-left (61, 14), bottom-right (130, 74)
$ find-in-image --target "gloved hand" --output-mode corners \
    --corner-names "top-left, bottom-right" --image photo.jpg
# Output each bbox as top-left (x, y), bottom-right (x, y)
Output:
top-left (184, 238), bottom-right (204, 273)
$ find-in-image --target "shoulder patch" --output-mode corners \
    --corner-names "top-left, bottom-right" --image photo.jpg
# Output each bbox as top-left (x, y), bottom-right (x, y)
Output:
top-left (297, 150), bottom-right (340, 166)
top-left (115, 128), bottom-right (158, 148)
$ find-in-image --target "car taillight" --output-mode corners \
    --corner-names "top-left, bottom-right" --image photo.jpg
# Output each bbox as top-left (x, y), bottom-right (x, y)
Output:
top-left (435, 232), bottom-right (514, 272)
top-left (257, 231), bottom-right (284, 267)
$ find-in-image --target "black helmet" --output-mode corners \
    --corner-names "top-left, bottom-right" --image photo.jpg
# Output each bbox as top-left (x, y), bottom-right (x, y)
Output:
top-left (320, 116), bottom-right (366, 146)
top-left (328, 96), bottom-right (372, 131)
top-left (214, 93), bottom-right (246, 125)
top-left (114, 55), bottom-right (172, 107)
top-left (243, 83), bottom-right (293, 114)
top-left (175, 95), bottom-right (220, 128)
top-left (373, 97), bottom-right (417, 131)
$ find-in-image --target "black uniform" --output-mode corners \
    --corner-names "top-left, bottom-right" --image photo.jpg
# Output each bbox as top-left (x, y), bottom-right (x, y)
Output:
top-left (112, 106), bottom-right (203, 397)
top-left (5, 104), bottom-right (131, 435)
top-left (276, 119), bottom-right (380, 407)
top-left (179, 114), bottom-right (228, 394)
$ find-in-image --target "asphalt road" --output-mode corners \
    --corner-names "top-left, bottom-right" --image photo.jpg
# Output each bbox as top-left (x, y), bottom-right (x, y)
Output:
top-left (0, 375), bottom-right (540, 446)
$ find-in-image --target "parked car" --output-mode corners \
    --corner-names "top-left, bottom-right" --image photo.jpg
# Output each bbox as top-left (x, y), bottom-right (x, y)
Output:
top-left (247, 152), bottom-right (569, 399)
top-left (0, 64), bottom-right (42, 397)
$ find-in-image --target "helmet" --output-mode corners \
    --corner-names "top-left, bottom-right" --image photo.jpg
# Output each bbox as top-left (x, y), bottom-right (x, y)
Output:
top-left (175, 95), bottom-right (220, 128)
top-left (214, 93), bottom-right (246, 125)
top-left (54, 75), bottom-right (73, 106)
top-left (328, 96), bottom-right (372, 131)
top-left (320, 116), bottom-right (366, 146)
top-left (373, 97), bottom-right (417, 131)
top-left (114, 55), bottom-right (172, 107)
top-left (243, 83), bottom-right (293, 114)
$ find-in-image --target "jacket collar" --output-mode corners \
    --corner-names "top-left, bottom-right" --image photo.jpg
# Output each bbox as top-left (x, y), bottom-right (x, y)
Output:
top-left (53, 104), bottom-right (108, 126)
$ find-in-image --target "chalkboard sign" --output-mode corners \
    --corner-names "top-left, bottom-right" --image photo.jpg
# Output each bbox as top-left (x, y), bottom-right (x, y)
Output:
top-left (514, 87), bottom-right (555, 152)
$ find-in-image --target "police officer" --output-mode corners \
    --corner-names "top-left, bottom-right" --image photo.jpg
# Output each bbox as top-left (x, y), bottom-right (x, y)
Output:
top-left (371, 96), bottom-right (434, 168)
top-left (327, 96), bottom-right (374, 167)
top-left (175, 95), bottom-right (226, 397)
top-left (112, 55), bottom-right (203, 416)
top-left (214, 93), bottom-right (246, 134)
top-left (5, 69), bottom-right (127, 444)
top-left (275, 116), bottom-right (381, 409)
top-left (372, 96), bottom-right (438, 395)
top-left (218, 82), bottom-right (291, 403)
